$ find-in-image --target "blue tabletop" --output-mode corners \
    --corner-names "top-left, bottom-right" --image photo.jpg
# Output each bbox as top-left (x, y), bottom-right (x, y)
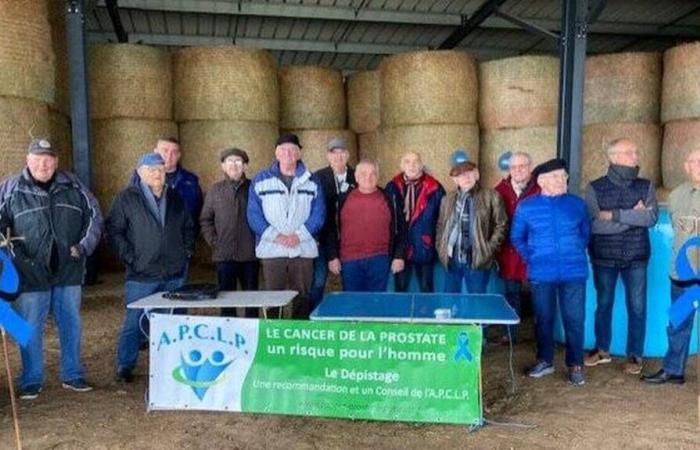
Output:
top-left (310, 292), bottom-right (519, 325)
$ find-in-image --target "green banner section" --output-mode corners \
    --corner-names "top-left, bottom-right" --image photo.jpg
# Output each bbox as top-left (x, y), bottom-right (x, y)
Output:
top-left (241, 321), bottom-right (482, 424)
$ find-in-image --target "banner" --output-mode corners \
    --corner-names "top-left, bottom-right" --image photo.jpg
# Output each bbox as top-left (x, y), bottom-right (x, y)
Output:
top-left (149, 314), bottom-right (482, 425)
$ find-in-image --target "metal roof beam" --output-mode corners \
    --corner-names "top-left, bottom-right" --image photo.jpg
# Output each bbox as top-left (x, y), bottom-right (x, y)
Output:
top-left (493, 10), bottom-right (559, 41)
top-left (87, 32), bottom-right (519, 58)
top-left (105, 0), bottom-right (128, 42)
top-left (439, 0), bottom-right (508, 49)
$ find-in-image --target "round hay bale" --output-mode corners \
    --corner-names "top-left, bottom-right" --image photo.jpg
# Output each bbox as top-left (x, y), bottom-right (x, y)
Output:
top-left (479, 55), bottom-right (559, 129)
top-left (179, 120), bottom-right (278, 192)
top-left (347, 70), bottom-right (380, 134)
top-left (581, 122), bottom-right (661, 189)
top-left (380, 51), bottom-right (478, 127)
top-left (0, 0), bottom-right (54, 103)
top-left (585, 52), bottom-right (661, 125)
top-left (46, 0), bottom-right (70, 114)
top-left (662, 42), bottom-right (700, 123)
top-left (479, 126), bottom-right (557, 190)
top-left (656, 186), bottom-right (671, 204)
top-left (173, 47), bottom-right (279, 123)
top-left (89, 44), bottom-right (172, 120)
top-left (49, 108), bottom-right (73, 170)
top-left (0, 96), bottom-right (50, 179)
top-left (282, 129), bottom-right (358, 173)
top-left (359, 131), bottom-right (379, 161)
top-left (92, 118), bottom-right (177, 210)
top-left (377, 124), bottom-right (479, 189)
top-left (279, 66), bottom-right (346, 130)
top-left (662, 119), bottom-right (700, 190)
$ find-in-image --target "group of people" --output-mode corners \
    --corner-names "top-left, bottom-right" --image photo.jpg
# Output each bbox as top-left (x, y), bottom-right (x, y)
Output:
top-left (0, 131), bottom-right (698, 399)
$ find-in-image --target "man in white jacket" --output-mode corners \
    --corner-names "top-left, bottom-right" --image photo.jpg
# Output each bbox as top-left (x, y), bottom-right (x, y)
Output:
top-left (247, 133), bottom-right (325, 318)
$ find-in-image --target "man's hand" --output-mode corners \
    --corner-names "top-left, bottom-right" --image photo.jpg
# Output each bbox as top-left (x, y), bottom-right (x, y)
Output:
top-left (70, 245), bottom-right (82, 258)
top-left (274, 234), bottom-right (301, 248)
top-left (328, 258), bottom-right (341, 275)
top-left (390, 258), bottom-right (405, 274)
top-left (633, 200), bottom-right (646, 210)
top-left (598, 210), bottom-right (613, 221)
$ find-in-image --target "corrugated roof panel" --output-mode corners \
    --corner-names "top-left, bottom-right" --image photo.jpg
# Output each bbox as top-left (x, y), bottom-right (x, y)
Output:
top-left (164, 11), bottom-right (182, 35)
top-left (212, 14), bottom-right (230, 37)
top-left (258, 17), bottom-right (281, 39)
top-left (197, 13), bottom-right (215, 36)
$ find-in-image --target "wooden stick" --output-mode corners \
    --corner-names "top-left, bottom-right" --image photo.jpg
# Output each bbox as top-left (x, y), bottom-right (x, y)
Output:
top-left (1, 327), bottom-right (22, 450)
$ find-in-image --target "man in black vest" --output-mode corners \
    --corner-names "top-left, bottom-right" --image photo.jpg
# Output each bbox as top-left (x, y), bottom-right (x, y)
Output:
top-left (584, 138), bottom-right (658, 375)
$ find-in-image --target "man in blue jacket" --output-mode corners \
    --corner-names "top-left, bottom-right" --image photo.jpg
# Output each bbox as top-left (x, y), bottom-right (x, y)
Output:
top-left (385, 152), bottom-right (445, 292)
top-left (511, 158), bottom-right (590, 386)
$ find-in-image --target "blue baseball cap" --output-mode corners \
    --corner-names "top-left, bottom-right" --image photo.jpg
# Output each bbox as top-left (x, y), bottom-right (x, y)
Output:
top-left (137, 152), bottom-right (165, 168)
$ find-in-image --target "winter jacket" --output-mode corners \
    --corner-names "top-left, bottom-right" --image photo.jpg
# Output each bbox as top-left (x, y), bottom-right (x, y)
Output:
top-left (385, 173), bottom-right (445, 264)
top-left (511, 194), bottom-right (590, 283)
top-left (494, 177), bottom-right (541, 281)
top-left (315, 165), bottom-right (356, 256)
top-left (0, 168), bottom-right (103, 291)
top-left (106, 185), bottom-right (195, 281)
top-left (200, 176), bottom-right (256, 263)
top-left (247, 161), bottom-right (325, 259)
top-left (436, 185), bottom-right (508, 270)
top-left (324, 186), bottom-right (407, 261)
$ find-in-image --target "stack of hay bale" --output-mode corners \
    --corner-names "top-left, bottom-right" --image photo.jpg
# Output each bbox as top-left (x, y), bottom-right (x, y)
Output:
top-left (88, 43), bottom-right (176, 211)
top-left (279, 65), bottom-right (356, 172)
top-left (478, 55), bottom-right (560, 189)
top-left (0, 0), bottom-right (54, 178)
top-left (582, 52), bottom-right (662, 191)
top-left (661, 42), bottom-right (700, 197)
top-left (46, 0), bottom-right (72, 170)
top-left (347, 70), bottom-right (380, 161)
top-left (378, 51), bottom-right (479, 188)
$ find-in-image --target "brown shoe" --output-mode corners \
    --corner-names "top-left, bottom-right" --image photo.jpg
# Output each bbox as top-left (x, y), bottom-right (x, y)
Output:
top-left (624, 356), bottom-right (643, 375)
top-left (584, 349), bottom-right (611, 367)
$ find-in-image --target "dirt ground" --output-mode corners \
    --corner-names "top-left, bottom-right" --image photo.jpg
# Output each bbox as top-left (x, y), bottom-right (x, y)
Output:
top-left (1, 269), bottom-right (698, 449)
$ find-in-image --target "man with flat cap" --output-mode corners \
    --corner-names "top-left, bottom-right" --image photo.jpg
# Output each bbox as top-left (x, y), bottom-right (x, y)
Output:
top-left (200, 148), bottom-right (258, 317)
top-left (106, 152), bottom-right (195, 383)
top-left (247, 133), bottom-right (325, 318)
top-left (0, 138), bottom-right (103, 399)
top-left (312, 137), bottom-right (356, 310)
top-left (511, 158), bottom-right (590, 386)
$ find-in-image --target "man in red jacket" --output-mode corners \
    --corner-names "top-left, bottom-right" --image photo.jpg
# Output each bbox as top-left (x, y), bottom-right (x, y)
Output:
top-left (494, 151), bottom-right (541, 344)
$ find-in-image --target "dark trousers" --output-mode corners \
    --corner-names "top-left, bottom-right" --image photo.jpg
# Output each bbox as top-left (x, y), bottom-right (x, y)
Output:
top-left (216, 261), bottom-right (260, 318)
top-left (262, 258), bottom-right (314, 319)
top-left (663, 284), bottom-right (696, 376)
top-left (342, 255), bottom-right (391, 292)
top-left (531, 281), bottom-right (586, 367)
top-left (393, 261), bottom-right (434, 293)
top-left (503, 279), bottom-right (524, 342)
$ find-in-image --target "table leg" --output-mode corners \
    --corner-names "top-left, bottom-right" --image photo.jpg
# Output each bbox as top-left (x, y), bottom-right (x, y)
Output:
top-left (262, 308), bottom-right (268, 320)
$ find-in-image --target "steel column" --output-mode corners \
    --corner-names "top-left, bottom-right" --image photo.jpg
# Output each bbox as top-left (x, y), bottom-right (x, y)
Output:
top-left (556, 0), bottom-right (588, 193)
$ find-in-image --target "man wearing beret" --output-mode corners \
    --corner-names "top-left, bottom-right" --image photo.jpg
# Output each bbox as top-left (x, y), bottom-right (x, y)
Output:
top-left (247, 133), bottom-right (325, 318)
top-left (511, 158), bottom-right (590, 386)
top-left (200, 148), bottom-right (258, 317)
top-left (0, 138), bottom-right (103, 399)
top-left (106, 153), bottom-right (195, 383)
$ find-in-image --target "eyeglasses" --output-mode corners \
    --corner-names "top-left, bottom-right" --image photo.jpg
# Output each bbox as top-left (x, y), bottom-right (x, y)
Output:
top-left (541, 172), bottom-right (568, 180)
top-left (224, 158), bottom-right (245, 166)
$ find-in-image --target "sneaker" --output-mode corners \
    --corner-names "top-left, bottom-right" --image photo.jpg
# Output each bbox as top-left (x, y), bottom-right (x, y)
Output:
top-left (527, 360), bottom-right (555, 378)
top-left (19, 384), bottom-right (42, 400)
top-left (568, 366), bottom-right (586, 386)
top-left (62, 378), bottom-right (93, 392)
top-left (584, 349), bottom-right (611, 367)
top-left (624, 356), bottom-right (643, 375)
top-left (116, 368), bottom-right (134, 384)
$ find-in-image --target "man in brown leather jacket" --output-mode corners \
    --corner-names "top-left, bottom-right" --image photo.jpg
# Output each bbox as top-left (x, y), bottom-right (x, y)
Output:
top-left (436, 156), bottom-right (507, 293)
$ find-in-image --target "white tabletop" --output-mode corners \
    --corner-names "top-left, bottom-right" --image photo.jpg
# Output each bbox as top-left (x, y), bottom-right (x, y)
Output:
top-left (127, 290), bottom-right (297, 309)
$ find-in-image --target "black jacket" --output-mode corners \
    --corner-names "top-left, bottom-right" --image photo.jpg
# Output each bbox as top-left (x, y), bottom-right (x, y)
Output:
top-left (106, 185), bottom-right (195, 281)
top-left (314, 166), bottom-right (356, 256)
top-left (0, 169), bottom-right (103, 292)
top-left (323, 186), bottom-right (407, 261)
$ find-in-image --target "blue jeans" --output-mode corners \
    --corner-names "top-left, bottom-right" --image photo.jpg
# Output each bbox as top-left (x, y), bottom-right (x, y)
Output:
top-left (341, 255), bottom-right (390, 292)
top-left (663, 283), bottom-right (696, 376)
top-left (503, 280), bottom-right (523, 342)
top-left (444, 260), bottom-right (490, 294)
top-left (13, 285), bottom-right (84, 389)
top-left (592, 264), bottom-right (647, 358)
top-left (117, 278), bottom-right (184, 371)
top-left (530, 281), bottom-right (586, 367)
top-left (310, 250), bottom-right (328, 311)
top-left (394, 262), bottom-right (434, 293)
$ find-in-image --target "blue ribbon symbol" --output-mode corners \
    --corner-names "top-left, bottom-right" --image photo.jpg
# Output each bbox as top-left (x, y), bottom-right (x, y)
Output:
top-left (498, 150), bottom-right (513, 171)
top-left (0, 249), bottom-right (32, 347)
top-left (669, 237), bottom-right (700, 329)
top-left (454, 331), bottom-right (473, 362)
